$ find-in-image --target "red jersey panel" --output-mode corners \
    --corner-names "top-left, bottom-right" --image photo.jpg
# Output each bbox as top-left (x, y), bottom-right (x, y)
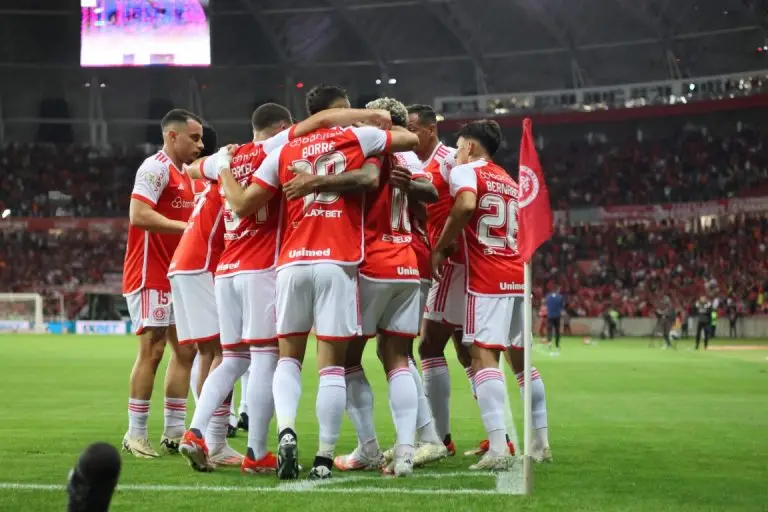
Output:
top-left (449, 159), bottom-right (523, 296)
top-left (168, 181), bottom-right (224, 276)
top-left (359, 151), bottom-right (423, 282)
top-left (215, 138), bottom-right (285, 276)
top-left (123, 151), bottom-right (195, 294)
top-left (423, 143), bottom-right (463, 264)
top-left (252, 126), bottom-right (391, 269)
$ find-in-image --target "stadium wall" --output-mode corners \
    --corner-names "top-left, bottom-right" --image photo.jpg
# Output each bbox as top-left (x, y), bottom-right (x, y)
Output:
top-left (551, 317), bottom-right (768, 339)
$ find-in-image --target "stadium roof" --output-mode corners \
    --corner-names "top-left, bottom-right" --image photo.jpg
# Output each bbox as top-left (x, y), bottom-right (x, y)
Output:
top-left (0, 0), bottom-right (765, 97)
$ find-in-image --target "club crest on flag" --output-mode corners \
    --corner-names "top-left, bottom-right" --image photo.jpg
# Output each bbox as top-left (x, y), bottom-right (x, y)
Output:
top-left (518, 165), bottom-right (540, 208)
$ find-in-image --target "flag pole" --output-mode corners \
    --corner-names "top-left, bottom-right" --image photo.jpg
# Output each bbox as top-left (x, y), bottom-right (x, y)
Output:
top-left (522, 261), bottom-right (534, 494)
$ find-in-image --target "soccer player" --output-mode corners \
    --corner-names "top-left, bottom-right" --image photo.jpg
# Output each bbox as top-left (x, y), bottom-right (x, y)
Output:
top-left (406, 104), bottom-right (462, 454)
top-left (435, 120), bottom-right (551, 467)
top-left (430, 120), bottom-right (519, 470)
top-left (122, 109), bottom-right (203, 458)
top-left (179, 97), bottom-right (394, 474)
top-left (306, 98), bottom-right (445, 475)
top-left (221, 85), bottom-right (419, 480)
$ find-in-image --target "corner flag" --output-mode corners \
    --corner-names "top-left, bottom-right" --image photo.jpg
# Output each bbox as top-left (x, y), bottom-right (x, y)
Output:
top-left (517, 118), bottom-right (553, 263)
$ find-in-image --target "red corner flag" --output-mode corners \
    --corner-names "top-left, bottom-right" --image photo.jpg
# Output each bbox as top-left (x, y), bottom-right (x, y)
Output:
top-left (517, 118), bottom-right (553, 263)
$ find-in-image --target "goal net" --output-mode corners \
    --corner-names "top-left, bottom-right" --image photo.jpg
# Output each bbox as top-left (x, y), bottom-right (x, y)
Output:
top-left (0, 293), bottom-right (45, 333)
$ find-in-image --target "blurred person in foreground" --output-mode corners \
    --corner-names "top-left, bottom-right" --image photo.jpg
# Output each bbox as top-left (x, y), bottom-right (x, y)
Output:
top-left (67, 443), bottom-right (121, 512)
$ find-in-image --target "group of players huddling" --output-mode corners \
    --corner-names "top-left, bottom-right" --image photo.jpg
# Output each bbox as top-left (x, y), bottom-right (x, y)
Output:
top-left (121, 84), bottom-right (553, 479)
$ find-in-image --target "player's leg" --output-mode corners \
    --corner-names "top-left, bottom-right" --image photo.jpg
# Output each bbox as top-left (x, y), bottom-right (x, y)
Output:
top-left (453, 329), bottom-right (476, 398)
top-left (334, 336), bottom-right (381, 471)
top-left (238, 369), bottom-right (250, 430)
top-left (695, 322), bottom-right (702, 349)
top-left (190, 353), bottom-right (201, 403)
top-left (123, 289), bottom-right (170, 458)
top-left (463, 295), bottom-right (515, 470)
top-left (310, 263), bottom-right (361, 479)
top-left (240, 271), bottom-right (280, 474)
top-left (419, 263), bottom-right (465, 454)
top-left (505, 298), bottom-right (552, 462)
top-left (376, 281), bottom-right (422, 476)
top-left (162, 325), bottom-right (196, 454)
top-left (334, 275), bottom-right (385, 471)
top-left (273, 265), bottom-right (313, 480)
top-left (179, 276), bottom-right (244, 472)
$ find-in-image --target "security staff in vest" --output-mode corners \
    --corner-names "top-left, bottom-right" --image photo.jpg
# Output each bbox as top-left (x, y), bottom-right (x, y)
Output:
top-left (694, 296), bottom-right (713, 350)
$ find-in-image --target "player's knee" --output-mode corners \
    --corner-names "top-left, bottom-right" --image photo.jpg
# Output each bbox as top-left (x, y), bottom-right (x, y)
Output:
top-left (505, 347), bottom-right (523, 374)
top-left (171, 342), bottom-right (197, 366)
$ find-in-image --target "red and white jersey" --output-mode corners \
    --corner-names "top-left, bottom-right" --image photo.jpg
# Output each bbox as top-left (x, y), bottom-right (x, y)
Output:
top-left (168, 181), bottom-right (224, 276)
top-left (213, 129), bottom-right (293, 276)
top-left (449, 159), bottom-right (524, 296)
top-left (253, 126), bottom-right (391, 269)
top-left (422, 143), bottom-right (462, 264)
top-left (359, 151), bottom-right (424, 282)
top-left (123, 151), bottom-right (195, 295)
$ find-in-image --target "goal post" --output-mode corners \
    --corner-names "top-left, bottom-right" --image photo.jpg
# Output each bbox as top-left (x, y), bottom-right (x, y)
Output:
top-left (0, 293), bottom-right (45, 333)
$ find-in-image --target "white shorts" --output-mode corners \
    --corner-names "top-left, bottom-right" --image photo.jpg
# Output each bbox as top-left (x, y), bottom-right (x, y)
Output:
top-left (276, 263), bottom-right (361, 342)
top-left (359, 276), bottom-right (420, 338)
top-left (424, 263), bottom-right (466, 327)
top-left (125, 288), bottom-right (175, 335)
top-left (462, 294), bottom-right (523, 351)
top-left (215, 271), bottom-right (277, 349)
top-left (169, 273), bottom-right (218, 345)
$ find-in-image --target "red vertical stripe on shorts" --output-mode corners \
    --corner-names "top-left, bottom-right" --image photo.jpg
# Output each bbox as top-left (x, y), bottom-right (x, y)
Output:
top-left (435, 265), bottom-right (453, 312)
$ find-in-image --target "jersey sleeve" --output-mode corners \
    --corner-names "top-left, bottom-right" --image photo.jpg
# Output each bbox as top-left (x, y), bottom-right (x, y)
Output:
top-left (448, 163), bottom-right (478, 197)
top-left (349, 126), bottom-right (391, 157)
top-left (131, 158), bottom-right (169, 207)
top-left (263, 128), bottom-right (292, 154)
top-left (251, 144), bottom-right (283, 192)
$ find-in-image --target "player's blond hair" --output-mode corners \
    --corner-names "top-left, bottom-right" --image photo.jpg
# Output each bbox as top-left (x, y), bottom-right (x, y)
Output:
top-left (365, 97), bottom-right (408, 128)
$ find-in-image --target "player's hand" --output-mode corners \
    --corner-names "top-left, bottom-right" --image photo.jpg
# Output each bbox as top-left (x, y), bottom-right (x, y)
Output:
top-left (431, 250), bottom-right (447, 281)
top-left (390, 165), bottom-right (412, 191)
top-left (284, 165), bottom-right (318, 200)
top-left (369, 109), bottom-right (392, 130)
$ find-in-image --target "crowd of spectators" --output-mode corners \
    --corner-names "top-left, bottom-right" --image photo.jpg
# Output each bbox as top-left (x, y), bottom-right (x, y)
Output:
top-left (2, 122), bottom-right (768, 217)
top-left (1, 215), bottom-right (766, 320)
top-left (492, 125), bottom-right (768, 209)
top-left (0, 143), bottom-right (146, 217)
top-left (0, 230), bottom-right (125, 318)
top-left (534, 215), bottom-right (768, 318)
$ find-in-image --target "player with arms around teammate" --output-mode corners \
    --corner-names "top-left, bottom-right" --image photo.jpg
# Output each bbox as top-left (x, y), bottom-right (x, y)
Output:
top-left (406, 104), bottom-right (465, 454)
top-left (221, 84), bottom-right (420, 480)
top-left (122, 109), bottom-right (203, 458)
top-left (293, 98), bottom-right (444, 476)
top-left (181, 96), bottom-right (395, 474)
top-left (432, 120), bottom-right (520, 470)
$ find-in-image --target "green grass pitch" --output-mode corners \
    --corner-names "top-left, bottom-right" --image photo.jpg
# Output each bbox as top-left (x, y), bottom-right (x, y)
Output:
top-left (0, 335), bottom-right (766, 511)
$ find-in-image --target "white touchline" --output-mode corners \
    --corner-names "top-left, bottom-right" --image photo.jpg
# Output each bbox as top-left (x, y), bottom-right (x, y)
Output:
top-left (0, 482), bottom-right (505, 496)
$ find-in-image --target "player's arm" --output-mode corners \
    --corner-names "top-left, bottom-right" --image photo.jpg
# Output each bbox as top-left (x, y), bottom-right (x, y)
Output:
top-left (432, 163), bottom-right (477, 279)
top-left (284, 157), bottom-right (382, 200)
top-left (292, 109), bottom-right (391, 136)
top-left (222, 145), bottom-right (282, 217)
top-left (129, 199), bottom-right (186, 234)
top-left (128, 161), bottom-right (186, 233)
top-left (390, 166), bottom-right (438, 203)
top-left (388, 125), bottom-right (419, 152)
top-left (433, 191), bottom-right (476, 257)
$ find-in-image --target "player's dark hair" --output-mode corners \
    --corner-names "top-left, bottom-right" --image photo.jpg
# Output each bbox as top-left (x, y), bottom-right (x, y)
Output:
top-left (160, 109), bottom-right (202, 130)
top-left (251, 103), bottom-right (293, 131)
top-left (457, 120), bottom-right (502, 157)
top-left (200, 123), bottom-right (218, 157)
top-left (305, 84), bottom-right (348, 116)
top-left (406, 104), bottom-right (437, 125)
